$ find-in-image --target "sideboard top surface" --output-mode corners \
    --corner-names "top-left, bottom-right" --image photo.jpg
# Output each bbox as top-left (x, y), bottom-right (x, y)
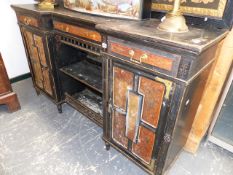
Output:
top-left (12, 4), bottom-right (228, 54)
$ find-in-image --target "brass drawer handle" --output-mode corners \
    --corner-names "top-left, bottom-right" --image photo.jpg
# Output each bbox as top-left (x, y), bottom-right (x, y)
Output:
top-left (65, 26), bottom-right (69, 32)
top-left (24, 18), bottom-right (31, 25)
top-left (129, 49), bottom-right (135, 59)
top-left (140, 53), bottom-right (148, 61)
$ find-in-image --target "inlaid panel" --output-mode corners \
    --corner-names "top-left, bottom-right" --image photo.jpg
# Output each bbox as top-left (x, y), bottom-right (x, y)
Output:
top-left (126, 91), bottom-right (143, 143)
top-left (53, 21), bottom-right (102, 42)
top-left (112, 111), bottom-right (128, 148)
top-left (111, 66), bottom-right (169, 165)
top-left (139, 77), bottom-right (165, 128)
top-left (110, 42), bottom-right (173, 71)
top-left (42, 68), bottom-right (53, 96)
top-left (19, 15), bottom-right (38, 27)
top-left (33, 35), bottom-right (48, 67)
top-left (113, 67), bottom-right (134, 110)
top-left (132, 126), bottom-right (156, 164)
top-left (23, 30), bottom-right (43, 89)
top-left (33, 35), bottom-right (54, 96)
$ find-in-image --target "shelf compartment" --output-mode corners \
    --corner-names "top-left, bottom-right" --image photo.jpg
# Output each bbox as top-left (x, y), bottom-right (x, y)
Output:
top-left (60, 60), bottom-right (102, 93)
top-left (65, 88), bottom-right (103, 127)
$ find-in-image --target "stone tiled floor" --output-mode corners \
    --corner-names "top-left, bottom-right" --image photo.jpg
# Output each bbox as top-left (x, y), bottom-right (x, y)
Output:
top-left (0, 78), bottom-right (233, 175)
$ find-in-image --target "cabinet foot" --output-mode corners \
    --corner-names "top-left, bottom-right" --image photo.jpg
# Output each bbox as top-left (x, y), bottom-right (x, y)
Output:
top-left (105, 142), bottom-right (110, 151)
top-left (0, 92), bottom-right (21, 113)
top-left (35, 89), bottom-right (40, 95)
top-left (57, 104), bottom-right (62, 113)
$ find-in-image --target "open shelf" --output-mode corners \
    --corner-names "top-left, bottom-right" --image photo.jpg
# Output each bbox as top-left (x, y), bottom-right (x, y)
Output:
top-left (65, 88), bottom-right (103, 126)
top-left (60, 60), bottom-right (102, 93)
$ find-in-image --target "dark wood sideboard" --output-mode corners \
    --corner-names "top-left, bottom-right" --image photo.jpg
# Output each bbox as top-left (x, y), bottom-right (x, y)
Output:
top-left (12, 4), bottom-right (228, 175)
top-left (0, 53), bottom-right (21, 112)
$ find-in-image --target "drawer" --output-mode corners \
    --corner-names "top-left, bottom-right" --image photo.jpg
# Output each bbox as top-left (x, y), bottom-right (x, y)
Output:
top-left (53, 21), bottom-right (102, 43)
top-left (18, 15), bottom-right (38, 27)
top-left (108, 37), bottom-right (181, 75)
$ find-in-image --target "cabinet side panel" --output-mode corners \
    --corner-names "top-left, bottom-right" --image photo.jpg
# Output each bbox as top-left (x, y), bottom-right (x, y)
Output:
top-left (163, 64), bottom-right (212, 173)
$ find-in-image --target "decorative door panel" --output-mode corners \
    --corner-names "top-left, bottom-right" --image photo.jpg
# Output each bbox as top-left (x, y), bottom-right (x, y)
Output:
top-left (34, 35), bottom-right (48, 67)
top-left (22, 28), bottom-right (54, 97)
top-left (111, 65), bottom-right (172, 166)
top-left (42, 67), bottom-right (53, 96)
top-left (34, 35), bottom-right (53, 96)
top-left (23, 30), bottom-right (43, 89)
top-left (112, 111), bottom-right (129, 148)
top-left (113, 67), bottom-right (134, 110)
top-left (132, 126), bottom-right (156, 164)
top-left (125, 91), bottom-right (142, 143)
top-left (139, 77), bottom-right (165, 128)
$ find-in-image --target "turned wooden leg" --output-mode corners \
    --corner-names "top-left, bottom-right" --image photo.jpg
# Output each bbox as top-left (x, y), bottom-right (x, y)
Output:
top-left (57, 104), bottom-right (62, 113)
top-left (0, 92), bottom-right (21, 113)
top-left (105, 142), bottom-right (110, 151)
top-left (35, 88), bottom-right (40, 95)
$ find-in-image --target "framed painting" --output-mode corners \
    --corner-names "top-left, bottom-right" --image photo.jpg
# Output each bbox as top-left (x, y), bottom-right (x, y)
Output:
top-left (63, 0), bottom-right (152, 20)
top-left (152, 0), bottom-right (229, 18)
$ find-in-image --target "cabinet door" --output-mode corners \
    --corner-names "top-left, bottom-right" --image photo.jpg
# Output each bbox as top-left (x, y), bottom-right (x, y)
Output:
top-left (23, 29), bottom-right (44, 89)
top-left (110, 64), bottom-right (173, 169)
top-left (22, 29), bottom-right (54, 97)
top-left (33, 35), bottom-right (53, 96)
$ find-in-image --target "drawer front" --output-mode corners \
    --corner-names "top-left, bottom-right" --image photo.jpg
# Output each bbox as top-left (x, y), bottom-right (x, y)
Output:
top-left (19, 15), bottom-right (38, 27)
top-left (53, 21), bottom-right (102, 42)
top-left (108, 37), bottom-right (181, 75)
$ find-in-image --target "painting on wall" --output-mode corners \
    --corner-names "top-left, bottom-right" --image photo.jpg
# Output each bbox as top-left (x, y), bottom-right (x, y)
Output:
top-left (63, 0), bottom-right (146, 19)
top-left (152, 0), bottom-right (229, 18)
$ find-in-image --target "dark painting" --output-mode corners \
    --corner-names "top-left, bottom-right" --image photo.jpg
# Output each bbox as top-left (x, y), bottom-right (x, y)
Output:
top-left (152, 0), bottom-right (228, 18)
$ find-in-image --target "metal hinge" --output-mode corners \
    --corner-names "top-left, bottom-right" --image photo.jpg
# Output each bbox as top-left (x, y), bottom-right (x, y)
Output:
top-left (108, 103), bottom-right (112, 113)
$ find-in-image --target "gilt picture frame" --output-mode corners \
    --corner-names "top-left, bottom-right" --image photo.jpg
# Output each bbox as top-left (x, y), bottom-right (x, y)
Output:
top-left (152, 0), bottom-right (229, 18)
top-left (63, 0), bottom-right (151, 20)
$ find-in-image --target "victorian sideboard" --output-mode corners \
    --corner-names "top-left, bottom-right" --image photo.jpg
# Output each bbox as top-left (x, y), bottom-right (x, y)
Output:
top-left (12, 4), bottom-right (228, 175)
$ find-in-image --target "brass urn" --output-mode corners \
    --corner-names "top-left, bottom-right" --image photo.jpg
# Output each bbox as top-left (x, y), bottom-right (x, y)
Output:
top-left (37, 0), bottom-right (55, 9)
top-left (158, 0), bottom-right (189, 33)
